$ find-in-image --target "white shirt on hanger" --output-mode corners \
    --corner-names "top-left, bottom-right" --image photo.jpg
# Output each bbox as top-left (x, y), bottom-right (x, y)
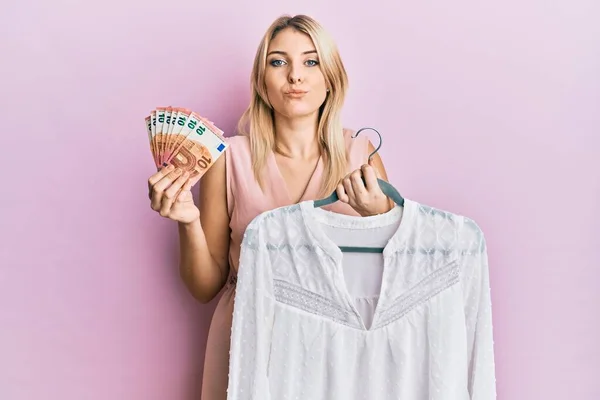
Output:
top-left (227, 198), bottom-right (496, 400)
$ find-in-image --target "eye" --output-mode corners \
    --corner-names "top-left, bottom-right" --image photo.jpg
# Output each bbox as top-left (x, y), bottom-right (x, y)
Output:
top-left (305, 59), bottom-right (319, 67)
top-left (269, 59), bottom-right (286, 67)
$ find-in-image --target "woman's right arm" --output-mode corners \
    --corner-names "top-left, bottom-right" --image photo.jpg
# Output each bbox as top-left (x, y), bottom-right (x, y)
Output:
top-left (178, 155), bottom-right (231, 303)
top-left (148, 155), bottom-right (231, 304)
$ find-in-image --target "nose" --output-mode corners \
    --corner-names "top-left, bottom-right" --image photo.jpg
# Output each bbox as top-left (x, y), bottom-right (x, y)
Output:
top-left (288, 64), bottom-right (303, 84)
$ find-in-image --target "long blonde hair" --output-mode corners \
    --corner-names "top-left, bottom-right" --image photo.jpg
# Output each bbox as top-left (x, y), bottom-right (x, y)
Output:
top-left (236, 14), bottom-right (349, 197)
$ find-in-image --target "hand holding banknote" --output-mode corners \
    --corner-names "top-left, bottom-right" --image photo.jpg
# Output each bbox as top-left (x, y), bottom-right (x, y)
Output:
top-left (148, 164), bottom-right (201, 224)
top-left (144, 106), bottom-right (228, 223)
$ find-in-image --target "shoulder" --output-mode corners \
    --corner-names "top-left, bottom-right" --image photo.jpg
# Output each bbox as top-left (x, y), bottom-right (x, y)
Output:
top-left (245, 203), bottom-right (303, 233)
top-left (224, 134), bottom-right (250, 150)
top-left (340, 127), bottom-right (376, 145)
top-left (242, 203), bottom-right (303, 248)
top-left (223, 134), bottom-right (252, 165)
top-left (341, 127), bottom-right (362, 146)
top-left (414, 201), bottom-right (463, 233)
top-left (340, 127), bottom-right (383, 159)
top-left (409, 201), bottom-right (486, 255)
top-left (340, 127), bottom-right (370, 164)
top-left (458, 215), bottom-right (487, 255)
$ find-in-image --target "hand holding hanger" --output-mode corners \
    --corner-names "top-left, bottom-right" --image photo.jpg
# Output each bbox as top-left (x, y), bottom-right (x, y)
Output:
top-left (336, 158), bottom-right (391, 217)
top-left (314, 127), bottom-right (405, 211)
top-left (313, 127), bottom-right (406, 253)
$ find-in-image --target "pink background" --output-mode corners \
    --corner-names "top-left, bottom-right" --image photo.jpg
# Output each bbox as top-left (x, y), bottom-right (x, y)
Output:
top-left (1, 0), bottom-right (599, 399)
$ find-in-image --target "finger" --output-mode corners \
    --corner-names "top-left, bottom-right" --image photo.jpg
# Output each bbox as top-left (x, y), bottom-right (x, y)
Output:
top-left (175, 173), bottom-right (201, 203)
top-left (342, 176), bottom-right (355, 204)
top-left (184, 172), bottom-right (202, 191)
top-left (164, 171), bottom-right (190, 200)
top-left (336, 183), bottom-right (349, 203)
top-left (150, 168), bottom-right (182, 210)
top-left (154, 167), bottom-right (184, 193)
top-left (176, 188), bottom-right (194, 203)
top-left (151, 167), bottom-right (182, 204)
top-left (368, 157), bottom-right (383, 179)
top-left (349, 169), bottom-right (367, 197)
top-left (148, 164), bottom-right (174, 193)
top-left (175, 174), bottom-right (199, 204)
top-left (160, 172), bottom-right (190, 215)
top-left (361, 164), bottom-right (379, 192)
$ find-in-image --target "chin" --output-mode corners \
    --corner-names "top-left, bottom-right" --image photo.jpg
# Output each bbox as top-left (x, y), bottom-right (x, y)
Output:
top-left (277, 103), bottom-right (321, 119)
top-left (285, 109), bottom-right (319, 120)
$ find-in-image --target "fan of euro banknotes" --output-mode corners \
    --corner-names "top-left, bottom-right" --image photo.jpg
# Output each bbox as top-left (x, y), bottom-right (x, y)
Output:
top-left (144, 106), bottom-right (228, 179)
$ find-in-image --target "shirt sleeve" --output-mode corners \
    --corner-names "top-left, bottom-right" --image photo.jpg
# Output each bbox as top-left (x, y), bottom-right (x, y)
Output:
top-left (460, 217), bottom-right (497, 399)
top-left (227, 218), bottom-right (275, 400)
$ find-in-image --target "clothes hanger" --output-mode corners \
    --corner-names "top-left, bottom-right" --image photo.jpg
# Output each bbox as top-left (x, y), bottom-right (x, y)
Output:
top-left (312, 127), bottom-right (405, 253)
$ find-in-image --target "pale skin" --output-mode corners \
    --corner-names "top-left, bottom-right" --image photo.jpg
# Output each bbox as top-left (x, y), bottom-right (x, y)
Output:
top-left (147, 27), bottom-right (394, 304)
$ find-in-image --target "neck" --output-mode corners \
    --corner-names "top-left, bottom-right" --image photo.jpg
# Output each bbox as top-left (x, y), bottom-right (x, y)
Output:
top-left (273, 112), bottom-right (320, 159)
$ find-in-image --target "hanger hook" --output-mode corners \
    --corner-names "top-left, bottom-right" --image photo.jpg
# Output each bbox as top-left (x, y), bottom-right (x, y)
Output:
top-left (352, 127), bottom-right (382, 160)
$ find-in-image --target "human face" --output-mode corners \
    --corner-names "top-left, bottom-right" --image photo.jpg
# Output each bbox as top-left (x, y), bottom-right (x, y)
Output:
top-left (264, 28), bottom-right (328, 120)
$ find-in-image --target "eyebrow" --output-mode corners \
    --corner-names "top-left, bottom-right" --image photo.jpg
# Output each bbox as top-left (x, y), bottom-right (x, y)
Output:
top-left (267, 50), bottom-right (318, 56)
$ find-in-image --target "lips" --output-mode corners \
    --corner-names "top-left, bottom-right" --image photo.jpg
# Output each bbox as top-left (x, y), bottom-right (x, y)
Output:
top-left (285, 89), bottom-right (308, 99)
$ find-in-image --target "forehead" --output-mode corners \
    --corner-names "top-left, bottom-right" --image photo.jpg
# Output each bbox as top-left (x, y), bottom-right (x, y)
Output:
top-left (268, 28), bottom-right (316, 53)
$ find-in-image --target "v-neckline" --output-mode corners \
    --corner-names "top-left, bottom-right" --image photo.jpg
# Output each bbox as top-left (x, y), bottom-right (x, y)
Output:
top-left (299, 199), bottom-right (415, 331)
top-left (268, 149), bottom-right (323, 205)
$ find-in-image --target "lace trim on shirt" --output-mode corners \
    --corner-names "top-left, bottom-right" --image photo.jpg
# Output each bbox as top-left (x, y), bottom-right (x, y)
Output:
top-left (372, 261), bottom-right (461, 330)
top-left (273, 279), bottom-right (361, 329)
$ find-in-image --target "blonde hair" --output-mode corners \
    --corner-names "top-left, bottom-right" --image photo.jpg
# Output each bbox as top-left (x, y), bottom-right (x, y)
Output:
top-left (236, 14), bottom-right (349, 197)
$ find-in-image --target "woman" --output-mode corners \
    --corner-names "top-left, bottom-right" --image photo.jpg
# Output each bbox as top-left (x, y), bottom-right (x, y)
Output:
top-left (148, 14), bottom-right (394, 400)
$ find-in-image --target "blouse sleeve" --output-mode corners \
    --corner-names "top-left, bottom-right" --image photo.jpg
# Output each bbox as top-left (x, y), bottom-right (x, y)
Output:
top-left (227, 218), bottom-right (275, 400)
top-left (460, 217), bottom-right (497, 399)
